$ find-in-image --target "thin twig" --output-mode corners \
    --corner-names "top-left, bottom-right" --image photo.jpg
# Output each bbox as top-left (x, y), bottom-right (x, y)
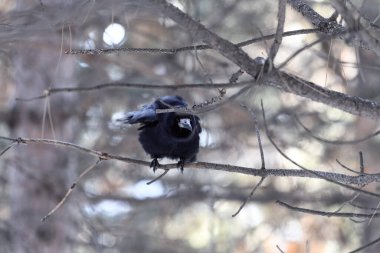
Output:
top-left (66, 28), bottom-right (320, 55)
top-left (276, 245), bottom-right (285, 253)
top-left (359, 151), bottom-right (364, 174)
top-left (232, 177), bottom-right (265, 217)
top-left (268, 0), bottom-right (286, 66)
top-left (194, 45), bottom-right (213, 84)
top-left (350, 202), bottom-right (380, 212)
top-left (336, 159), bottom-right (361, 175)
top-left (41, 94), bottom-right (48, 138)
top-left (233, 81), bottom-right (267, 221)
top-left (277, 37), bottom-right (327, 69)
top-left (295, 116), bottom-right (380, 145)
top-left (239, 28), bottom-right (320, 48)
top-left (146, 169), bottom-right (169, 185)
top-left (368, 200), bottom-right (380, 225)
top-left (0, 142), bottom-right (17, 157)
top-left (15, 80), bottom-right (254, 101)
top-left (260, 101), bottom-right (380, 198)
top-left (336, 158), bottom-right (380, 177)
top-left (41, 159), bottom-right (102, 221)
top-left (240, 104), bottom-right (265, 169)
top-left (348, 236), bottom-right (380, 253)
top-left (47, 96), bottom-right (57, 142)
top-left (276, 200), bottom-right (380, 218)
top-left (156, 85), bottom-right (252, 116)
top-left (331, 191), bottom-right (361, 214)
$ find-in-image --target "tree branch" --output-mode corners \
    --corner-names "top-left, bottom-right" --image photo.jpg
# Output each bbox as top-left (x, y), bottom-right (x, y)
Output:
top-left (143, 0), bottom-right (260, 77)
top-left (268, 0), bottom-right (287, 64)
top-left (67, 28), bottom-right (320, 55)
top-left (1, 136), bottom-right (380, 187)
top-left (265, 71), bottom-right (380, 119)
top-left (287, 0), bottom-right (346, 35)
top-left (15, 81), bottom-right (253, 101)
top-left (276, 200), bottom-right (380, 218)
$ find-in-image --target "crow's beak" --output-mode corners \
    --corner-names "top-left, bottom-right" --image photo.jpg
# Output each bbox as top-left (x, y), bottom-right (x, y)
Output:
top-left (178, 118), bottom-right (192, 131)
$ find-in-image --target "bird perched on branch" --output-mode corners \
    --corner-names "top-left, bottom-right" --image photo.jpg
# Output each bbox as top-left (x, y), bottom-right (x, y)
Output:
top-left (117, 96), bottom-right (202, 172)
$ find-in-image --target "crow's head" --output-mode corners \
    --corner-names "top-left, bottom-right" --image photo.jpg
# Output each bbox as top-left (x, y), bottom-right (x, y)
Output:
top-left (177, 117), bottom-right (192, 132)
top-left (167, 114), bottom-right (199, 138)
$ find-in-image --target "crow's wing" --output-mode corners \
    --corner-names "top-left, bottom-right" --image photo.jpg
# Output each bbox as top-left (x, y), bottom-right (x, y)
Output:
top-left (117, 96), bottom-right (187, 124)
top-left (117, 102), bottom-right (157, 124)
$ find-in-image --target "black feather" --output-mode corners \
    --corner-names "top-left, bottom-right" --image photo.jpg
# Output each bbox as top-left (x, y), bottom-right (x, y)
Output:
top-left (119, 96), bottom-right (201, 172)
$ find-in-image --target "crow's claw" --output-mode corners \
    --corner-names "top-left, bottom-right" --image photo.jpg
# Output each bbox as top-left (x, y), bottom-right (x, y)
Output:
top-left (177, 160), bottom-right (185, 174)
top-left (150, 158), bottom-right (160, 173)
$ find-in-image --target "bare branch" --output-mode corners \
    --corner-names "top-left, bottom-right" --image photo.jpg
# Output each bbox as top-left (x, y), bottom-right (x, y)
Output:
top-left (336, 159), bottom-right (361, 175)
top-left (276, 200), bottom-right (380, 218)
top-left (41, 159), bottom-right (102, 222)
top-left (295, 116), bottom-right (380, 144)
top-left (287, 0), bottom-right (346, 35)
top-left (143, 0), bottom-right (260, 77)
top-left (232, 177), bottom-right (266, 217)
top-left (146, 169), bottom-right (169, 185)
top-left (15, 80), bottom-right (254, 101)
top-left (268, 0), bottom-right (287, 65)
top-left (348, 236), bottom-right (380, 253)
top-left (0, 142), bottom-right (17, 157)
top-left (232, 104), bottom-right (266, 217)
top-left (333, 0), bottom-right (380, 55)
top-left (359, 151), bottom-right (364, 174)
top-left (240, 104), bottom-right (265, 169)
top-left (67, 28), bottom-right (320, 55)
top-left (260, 101), bottom-right (380, 198)
top-left (276, 245), bottom-right (286, 253)
top-left (277, 36), bottom-right (327, 69)
top-left (265, 71), bottom-right (380, 119)
top-left (2, 136), bottom-right (380, 188)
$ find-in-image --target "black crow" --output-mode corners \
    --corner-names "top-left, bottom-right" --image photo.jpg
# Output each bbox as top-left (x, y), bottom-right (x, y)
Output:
top-left (118, 96), bottom-right (201, 172)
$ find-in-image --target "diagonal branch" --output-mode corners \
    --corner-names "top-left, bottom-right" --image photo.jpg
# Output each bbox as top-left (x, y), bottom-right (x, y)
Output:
top-left (145, 0), bottom-right (380, 120)
top-left (348, 235), bottom-right (380, 253)
top-left (287, 0), bottom-right (346, 35)
top-left (231, 104), bottom-right (267, 217)
top-left (265, 71), bottom-right (380, 119)
top-left (144, 0), bottom-right (260, 77)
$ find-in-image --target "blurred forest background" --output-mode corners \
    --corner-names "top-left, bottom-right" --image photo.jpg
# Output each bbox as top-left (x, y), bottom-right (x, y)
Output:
top-left (1, 0), bottom-right (380, 252)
